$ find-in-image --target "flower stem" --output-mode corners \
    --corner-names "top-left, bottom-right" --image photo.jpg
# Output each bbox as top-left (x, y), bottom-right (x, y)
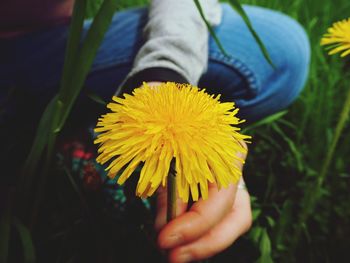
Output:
top-left (291, 85), bottom-right (350, 251)
top-left (167, 160), bottom-right (177, 222)
top-left (318, 86), bottom-right (350, 188)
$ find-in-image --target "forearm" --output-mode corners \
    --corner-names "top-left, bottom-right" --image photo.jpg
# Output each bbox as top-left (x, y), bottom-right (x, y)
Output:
top-left (118, 0), bottom-right (222, 94)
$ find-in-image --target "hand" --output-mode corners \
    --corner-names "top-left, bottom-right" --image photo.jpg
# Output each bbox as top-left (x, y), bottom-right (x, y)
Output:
top-left (154, 148), bottom-right (252, 263)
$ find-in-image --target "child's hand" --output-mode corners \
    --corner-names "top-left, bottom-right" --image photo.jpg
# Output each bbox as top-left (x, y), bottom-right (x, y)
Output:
top-left (155, 148), bottom-right (252, 263)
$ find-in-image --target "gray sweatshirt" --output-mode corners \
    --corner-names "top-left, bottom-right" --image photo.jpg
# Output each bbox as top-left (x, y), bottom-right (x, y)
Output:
top-left (118, 0), bottom-right (222, 94)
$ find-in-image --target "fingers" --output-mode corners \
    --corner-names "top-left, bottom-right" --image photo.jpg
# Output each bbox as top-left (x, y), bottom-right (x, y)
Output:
top-left (154, 185), bottom-right (188, 232)
top-left (155, 141), bottom-right (249, 261)
top-left (158, 183), bottom-right (237, 249)
top-left (168, 188), bottom-right (252, 263)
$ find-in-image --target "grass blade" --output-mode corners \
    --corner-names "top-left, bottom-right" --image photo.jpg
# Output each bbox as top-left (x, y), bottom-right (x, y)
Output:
top-left (19, 95), bottom-right (58, 196)
top-left (13, 218), bottom-right (36, 263)
top-left (257, 228), bottom-right (274, 263)
top-left (243, 110), bottom-right (288, 132)
top-left (86, 90), bottom-right (107, 105)
top-left (56, 0), bottom-right (118, 132)
top-left (227, 0), bottom-right (275, 68)
top-left (59, 0), bottom-right (88, 100)
top-left (86, 0), bottom-right (104, 18)
top-left (20, 0), bottom-right (87, 182)
top-left (271, 123), bottom-right (304, 172)
top-left (193, 0), bottom-right (229, 56)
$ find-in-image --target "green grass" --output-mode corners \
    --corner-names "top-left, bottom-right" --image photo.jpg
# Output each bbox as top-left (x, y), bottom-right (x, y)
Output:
top-left (237, 0), bottom-right (350, 261)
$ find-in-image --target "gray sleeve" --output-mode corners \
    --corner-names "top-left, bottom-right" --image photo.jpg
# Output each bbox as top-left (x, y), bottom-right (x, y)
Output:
top-left (121, 0), bottom-right (222, 88)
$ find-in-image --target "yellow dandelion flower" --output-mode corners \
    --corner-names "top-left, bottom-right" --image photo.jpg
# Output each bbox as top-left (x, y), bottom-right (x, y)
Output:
top-left (321, 18), bottom-right (350, 57)
top-left (94, 82), bottom-right (250, 202)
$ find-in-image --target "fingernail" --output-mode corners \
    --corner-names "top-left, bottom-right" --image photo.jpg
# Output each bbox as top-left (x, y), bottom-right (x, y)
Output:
top-left (177, 252), bottom-right (192, 263)
top-left (162, 234), bottom-right (183, 248)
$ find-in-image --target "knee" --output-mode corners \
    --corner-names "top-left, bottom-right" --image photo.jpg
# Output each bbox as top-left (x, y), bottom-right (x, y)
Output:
top-left (205, 5), bottom-right (311, 121)
top-left (240, 10), bottom-right (311, 121)
top-left (273, 14), bottom-right (311, 104)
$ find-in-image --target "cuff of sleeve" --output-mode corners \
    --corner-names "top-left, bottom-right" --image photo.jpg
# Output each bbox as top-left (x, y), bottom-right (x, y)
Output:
top-left (121, 67), bottom-right (189, 94)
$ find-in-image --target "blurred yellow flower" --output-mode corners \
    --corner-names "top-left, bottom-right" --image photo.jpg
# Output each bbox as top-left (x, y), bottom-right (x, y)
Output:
top-left (94, 82), bottom-right (250, 202)
top-left (321, 18), bottom-right (350, 57)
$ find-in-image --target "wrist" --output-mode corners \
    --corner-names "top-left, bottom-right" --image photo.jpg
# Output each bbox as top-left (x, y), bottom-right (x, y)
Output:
top-left (121, 67), bottom-right (189, 94)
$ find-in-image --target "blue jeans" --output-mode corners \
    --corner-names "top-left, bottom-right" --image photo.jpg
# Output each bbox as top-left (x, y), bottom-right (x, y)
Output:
top-left (0, 4), bottom-right (310, 123)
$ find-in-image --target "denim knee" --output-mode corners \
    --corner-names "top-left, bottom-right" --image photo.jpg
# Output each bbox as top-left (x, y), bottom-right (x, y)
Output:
top-left (205, 4), bottom-right (311, 122)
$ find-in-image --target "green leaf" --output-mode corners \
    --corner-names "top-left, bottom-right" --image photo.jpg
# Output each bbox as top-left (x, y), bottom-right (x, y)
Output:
top-left (250, 226), bottom-right (273, 263)
top-left (271, 123), bottom-right (304, 172)
top-left (252, 208), bottom-right (262, 221)
top-left (86, 0), bottom-right (104, 18)
top-left (227, 0), bottom-right (275, 68)
top-left (257, 229), bottom-right (274, 263)
top-left (193, 0), bottom-right (228, 56)
top-left (301, 222), bottom-right (311, 244)
top-left (20, 95), bottom-right (58, 191)
top-left (57, 0), bottom-right (118, 131)
top-left (86, 90), bottom-right (107, 105)
top-left (273, 200), bottom-right (293, 249)
top-left (243, 110), bottom-right (288, 132)
top-left (52, 100), bottom-right (64, 134)
top-left (249, 226), bottom-right (263, 243)
top-left (266, 216), bottom-right (275, 228)
top-left (20, 0), bottom-right (88, 193)
top-left (13, 218), bottom-right (36, 263)
top-left (59, 0), bottom-right (88, 100)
